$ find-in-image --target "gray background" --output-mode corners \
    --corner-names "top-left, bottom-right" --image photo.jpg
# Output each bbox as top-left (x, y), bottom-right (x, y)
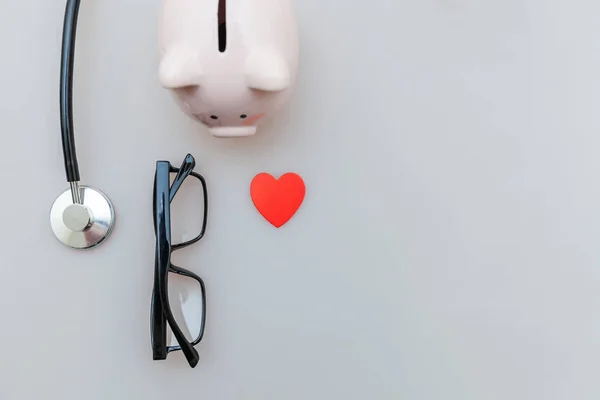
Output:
top-left (1, 0), bottom-right (599, 398)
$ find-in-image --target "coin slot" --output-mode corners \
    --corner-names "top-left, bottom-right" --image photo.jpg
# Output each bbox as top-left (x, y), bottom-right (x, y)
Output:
top-left (218, 0), bottom-right (227, 52)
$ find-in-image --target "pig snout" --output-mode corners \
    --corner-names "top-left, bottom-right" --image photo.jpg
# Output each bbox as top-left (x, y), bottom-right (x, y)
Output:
top-left (208, 126), bottom-right (257, 137)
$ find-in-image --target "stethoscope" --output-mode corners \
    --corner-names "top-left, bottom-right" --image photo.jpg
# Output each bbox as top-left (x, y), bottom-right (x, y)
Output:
top-left (50, 0), bottom-right (115, 250)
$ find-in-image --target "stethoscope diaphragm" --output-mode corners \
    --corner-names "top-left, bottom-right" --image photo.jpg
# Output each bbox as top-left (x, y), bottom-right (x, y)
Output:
top-left (50, 183), bottom-right (115, 249)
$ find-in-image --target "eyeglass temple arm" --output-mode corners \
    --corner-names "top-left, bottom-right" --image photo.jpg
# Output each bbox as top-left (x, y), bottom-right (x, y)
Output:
top-left (151, 259), bottom-right (169, 360)
top-left (169, 154), bottom-right (196, 202)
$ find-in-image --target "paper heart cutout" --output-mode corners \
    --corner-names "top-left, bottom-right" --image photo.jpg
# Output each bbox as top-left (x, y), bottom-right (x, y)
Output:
top-left (250, 172), bottom-right (305, 228)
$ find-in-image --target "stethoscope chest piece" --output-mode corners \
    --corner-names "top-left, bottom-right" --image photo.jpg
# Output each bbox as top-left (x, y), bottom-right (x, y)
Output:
top-left (50, 184), bottom-right (115, 249)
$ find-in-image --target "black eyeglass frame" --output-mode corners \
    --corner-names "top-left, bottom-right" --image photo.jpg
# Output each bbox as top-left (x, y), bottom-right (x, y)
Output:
top-left (151, 153), bottom-right (208, 368)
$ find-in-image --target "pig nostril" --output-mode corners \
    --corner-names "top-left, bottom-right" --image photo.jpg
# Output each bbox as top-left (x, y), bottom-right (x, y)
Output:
top-left (240, 114), bottom-right (247, 119)
top-left (210, 115), bottom-right (218, 120)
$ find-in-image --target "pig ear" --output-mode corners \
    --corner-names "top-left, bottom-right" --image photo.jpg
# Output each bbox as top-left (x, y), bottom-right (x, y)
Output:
top-left (159, 46), bottom-right (203, 88)
top-left (245, 49), bottom-right (291, 92)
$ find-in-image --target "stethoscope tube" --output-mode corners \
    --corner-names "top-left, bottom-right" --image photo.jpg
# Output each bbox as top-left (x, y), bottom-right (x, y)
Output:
top-left (59, 0), bottom-right (81, 185)
top-left (50, 0), bottom-right (115, 249)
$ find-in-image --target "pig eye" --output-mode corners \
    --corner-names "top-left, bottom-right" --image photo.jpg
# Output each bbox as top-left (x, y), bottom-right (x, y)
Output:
top-left (210, 115), bottom-right (218, 120)
top-left (240, 114), bottom-right (247, 119)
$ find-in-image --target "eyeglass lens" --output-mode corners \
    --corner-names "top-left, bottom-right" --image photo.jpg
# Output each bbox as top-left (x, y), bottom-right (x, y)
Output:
top-left (165, 170), bottom-right (207, 347)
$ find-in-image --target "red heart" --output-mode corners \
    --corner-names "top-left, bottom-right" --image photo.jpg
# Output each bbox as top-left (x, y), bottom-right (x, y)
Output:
top-left (250, 172), bottom-right (306, 228)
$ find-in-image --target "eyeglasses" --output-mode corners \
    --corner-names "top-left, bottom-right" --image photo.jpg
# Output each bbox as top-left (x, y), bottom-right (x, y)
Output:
top-left (151, 153), bottom-right (208, 368)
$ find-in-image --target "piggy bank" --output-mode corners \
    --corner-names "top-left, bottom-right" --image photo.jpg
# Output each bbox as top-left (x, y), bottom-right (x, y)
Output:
top-left (158, 0), bottom-right (300, 137)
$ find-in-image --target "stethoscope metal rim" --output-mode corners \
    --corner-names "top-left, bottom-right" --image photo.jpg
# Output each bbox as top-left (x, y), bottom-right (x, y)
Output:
top-left (50, 185), bottom-right (115, 249)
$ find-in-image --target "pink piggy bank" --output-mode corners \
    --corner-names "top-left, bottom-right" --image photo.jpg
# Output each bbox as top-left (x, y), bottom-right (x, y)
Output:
top-left (158, 0), bottom-right (300, 137)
